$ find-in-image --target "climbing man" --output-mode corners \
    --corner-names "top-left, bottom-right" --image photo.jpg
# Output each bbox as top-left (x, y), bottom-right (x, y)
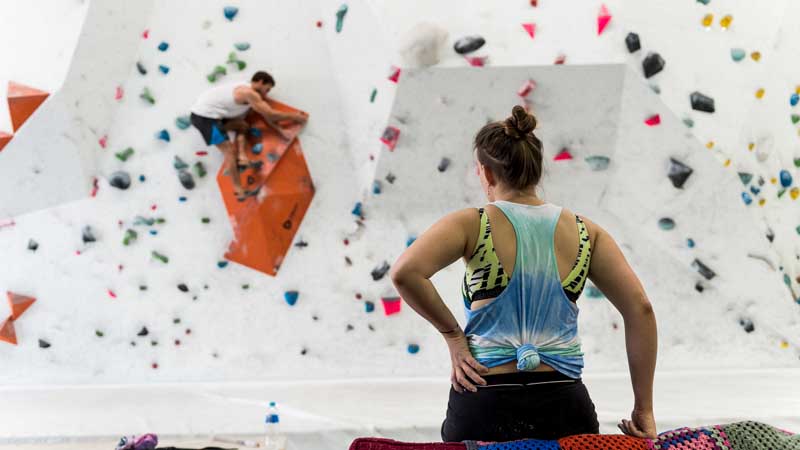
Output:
top-left (189, 71), bottom-right (308, 200)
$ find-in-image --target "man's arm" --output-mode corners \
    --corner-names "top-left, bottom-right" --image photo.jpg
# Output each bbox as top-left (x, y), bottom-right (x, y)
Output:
top-left (240, 89), bottom-right (306, 123)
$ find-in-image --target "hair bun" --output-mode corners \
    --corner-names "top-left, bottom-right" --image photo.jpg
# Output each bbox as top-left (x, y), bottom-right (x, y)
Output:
top-left (503, 105), bottom-right (537, 139)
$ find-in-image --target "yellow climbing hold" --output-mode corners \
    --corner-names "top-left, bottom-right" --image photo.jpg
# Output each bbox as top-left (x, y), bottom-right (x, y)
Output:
top-left (719, 14), bottom-right (733, 29)
top-left (780, 340), bottom-right (789, 349)
top-left (701, 13), bottom-right (713, 28)
top-left (770, 177), bottom-right (777, 184)
top-left (790, 187), bottom-right (799, 200)
top-left (724, 159), bottom-right (731, 167)
top-left (751, 51), bottom-right (761, 61)
top-left (706, 141), bottom-right (714, 149)
top-left (758, 198), bottom-right (766, 206)
top-left (796, 85), bottom-right (800, 95)
top-left (748, 142), bottom-right (755, 151)
top-left (755, 88), bottom-right (765, 99)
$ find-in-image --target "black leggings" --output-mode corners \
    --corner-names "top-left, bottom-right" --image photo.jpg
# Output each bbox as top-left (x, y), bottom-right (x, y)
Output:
top-left (440, 370), bottom-right (600, 442)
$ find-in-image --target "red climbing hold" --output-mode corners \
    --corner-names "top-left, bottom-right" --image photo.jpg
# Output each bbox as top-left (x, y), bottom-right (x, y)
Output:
top-left (382, 296), bottom-right (402, 316)
top-left (142, 29), bottom-right (149, 39)
top-left (388, 66), bottom-right (401, 83)
top-left (380, 126), bottom-right (400, 151)
top-left (597, 4), bottom-right (612, 35)
top-left (7, 292), bottom-right (36, 320)
top-left (522, 23), bottom-right (536, 39)
top-left (0, 131), bottom-right (12, 152)
top-left (7, 81), bottom-right (49, 132)
top-left (554, 54), bottom-right (566, 65)
top-left (0, 316), bottom-right (16, 345)
top-left (464, 55), bottom-right (488, 67)
top-left (645, 114), bottom-right (661, 126)
top-left (554, 148), bottom-right (573, 161)
top-left (518, 79), bottom-right (536, 97)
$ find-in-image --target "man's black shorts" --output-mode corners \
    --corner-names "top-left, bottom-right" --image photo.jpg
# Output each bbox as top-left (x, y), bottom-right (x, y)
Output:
top-left (190, 113), bottom-right (230, 146)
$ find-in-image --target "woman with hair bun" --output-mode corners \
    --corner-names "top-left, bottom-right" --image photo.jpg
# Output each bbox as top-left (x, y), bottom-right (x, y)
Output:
top-left (390, 105), bottom-right (658, 442)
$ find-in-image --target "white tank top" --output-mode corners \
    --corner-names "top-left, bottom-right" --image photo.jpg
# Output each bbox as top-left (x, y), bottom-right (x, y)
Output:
top-left (190, 81), bottom-right (251, 119)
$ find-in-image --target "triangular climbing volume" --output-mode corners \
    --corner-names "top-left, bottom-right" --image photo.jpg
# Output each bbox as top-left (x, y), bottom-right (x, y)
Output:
top-left (0, 316), bottom-right (17, 345)
top-left (7, 292), bottom-right (36, 320)
top-left (7, 81), bottom-right (49, 132)
top-left (0, 131), bottom-right (12, 152)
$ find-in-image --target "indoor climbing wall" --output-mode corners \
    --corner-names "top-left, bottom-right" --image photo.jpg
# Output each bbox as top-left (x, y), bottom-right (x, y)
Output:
top-left (0, 0), bottom-right (798, 389)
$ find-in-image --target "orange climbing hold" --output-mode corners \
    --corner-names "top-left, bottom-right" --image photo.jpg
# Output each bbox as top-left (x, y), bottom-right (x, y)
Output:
top-left (218, 98), bottom-right (314, 276)
top-left (0, 316), bottom-right (16, 345)
top-left (7, 81), bottom-right (49, 132)
top-left (7, 292), bottom-right (36, 320)
top-left (0, 131), bottom-right (12, 152)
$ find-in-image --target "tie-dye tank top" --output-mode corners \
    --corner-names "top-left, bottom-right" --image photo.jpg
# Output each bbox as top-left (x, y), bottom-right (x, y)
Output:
top-left (463, 200), bottom-right (585, 379)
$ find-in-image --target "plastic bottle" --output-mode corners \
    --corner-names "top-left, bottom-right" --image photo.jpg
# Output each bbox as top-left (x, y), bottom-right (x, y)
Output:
top-left (264, 401), bottom-right (287, 450)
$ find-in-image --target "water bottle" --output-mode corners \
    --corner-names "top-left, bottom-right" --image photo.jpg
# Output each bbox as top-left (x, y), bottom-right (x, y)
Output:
top-left (264, 401), bottom-right (287, 450)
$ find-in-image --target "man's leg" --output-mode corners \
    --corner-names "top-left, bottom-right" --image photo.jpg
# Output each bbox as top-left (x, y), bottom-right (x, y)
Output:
top-left (235, 133), bottom-right (249, 165)
top-left (216, 140), bottom-right (245, 198)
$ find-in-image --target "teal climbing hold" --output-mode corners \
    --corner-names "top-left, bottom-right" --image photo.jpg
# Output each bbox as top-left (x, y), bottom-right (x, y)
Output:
top-left (738, 172), bottom-right (753, 185)
top-left (370, 88), bottom-right (377, 103)
top-left (687, 238), bottom-right (695, 248)
top-left (372, 180), bottom-right (382, 194)
top-left (158, 41), bottom-right (169, 52)
top-left (696, 0), bottom-right (710, 4)
top-left (175, 116), bottom-right (191, 130)
top-left (284, 290), bottom-right (299, 306)
top-left (750, 185), bottom-right (760, 195)
top-left (796, 225), bottom-right (800, 235)
top-left (157, 129), bottom-right (170, 142)
top-left (682, 117), bottom-right (694, 128)
top-left (158, 65), bottom-right (170, 74)
top-left (584, 285), bottom-right (604, 299)
top-left (251, 143), bottom-right (263, 154)
top-left (407, 344), bottom-right (420, 354)
top-left (791, 93), bottom-right (799, 107)
top-left (780, 169), bottom-right (792, 187)
top-left (173, 156), bottom-right (189, 170)
top-left (730, 48), bottom-right (745, 62)
top-left (406, 235), bottom-right (417, 247)
top-left (266, 152), bottom-right (279, 162)
top-left (352, 202), bottom-right (363, 217)
top-left (234, 42), bottom-right (251, 51)
top-left (335, 4), bottom-right (348, 33)
top-left (365, 301), bottom-right (375, 313)
top-left (224, 6), bottom-right (238, 21)
top-left (217, 261), bottom-right (228, 268)
top-left (742, 191), bottom-right (753, 205)
top-left (658, 217), bottom-right (675, 230)
top-left (585, 155), bottom-right (610, 171)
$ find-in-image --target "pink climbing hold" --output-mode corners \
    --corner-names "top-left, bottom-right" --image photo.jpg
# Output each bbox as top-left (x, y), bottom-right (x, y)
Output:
top-left (518, 79), bottom-right (536, 97)
top-left (644, 114), bottom-right (661, 126)
top-left (115, 86), bottom-right (124, 101)
top-left (108, 289), bottom-right (117, 299)
top-left (554, 148), bottom-right (573, 161)
top-left (382, 296), bottom-right (402, 316)
top-left (597, 4), bottom-right (612, 35)
top-left (99, 135), bottom-right (108, 148)
top-left (388, 66), bottom-right (401, 83)
top-left (142, 29), bottom-right (149, 39)
top-left (522, 23), bottom-right (536, 39)
top-left (90, 177), bottom-right (99, 197)
top-left (464, 55), bottom-right (488, 67)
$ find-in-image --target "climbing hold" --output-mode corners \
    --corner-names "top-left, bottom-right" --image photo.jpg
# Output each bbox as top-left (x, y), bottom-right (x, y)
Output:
top-left (687, 238), bottom-right (695, 248)
top-left (750, 51), bottom-right (761, 61)
top-left (701, 13), bottom-right (713, 28)
top-left (755, 88), bottom-right (765, 99)
top-left (178, 170), bottom-right (195, 190)
top-left (690, 91), bottom-right (715, 113)
top-left (766, 228), bottom-right (775, 243)
top-left (730, 48), bottom-right (745, 62)
top-left (115, 147), bottom-right (134, 162)
top-left (217, 261), bottom-right (228, 268)
top-left (136, 61), bottom-right (147, 75)
top-left (157, 41), bottom-right (169, 52)
top-left (438, 157), bottom-right (451, 172)
top-left (658, 217), bottom-right (675, 230)
top-left (173, 156), bottom-right (189, 170)
top-left (644, 114), bottom-right (661, 126)
top-left (792, 114), bottom-right (800, 125)
top-left (719, 14), bottom-right (733, 29)
top-left (380, 126), bottom-right (400, 150)
top-left (407, 344), bottom-right (420, 354)
top-left (696, 0), bottom-right (710, 4)
top-left (517, 79), bottom-right (536, 98)
top-left (370, 88), bottom-right (377, 103)
top-left (177, 283), bottom-right (189, 292)
top-left (372, 180), bottom-right (382, 194)
top-left (465, 55), bottom-right (488, 67)
top-left (691, 258), bottom-right (716, 280)
top-left (193, 161), bottom-right (207, 178)
top-left (98, 135), bottom-right (108, 148)
top-left (381, 296), bottom-right (402, 315)
top-left (335, 4), bottom-right (348, 33)
top-left (201, 217), bottom-right (211, 224)
top-left (95, 330), bottom-right (104, 337)
top-left (123, 229), bottom-right (138, 246)
top-left (207, 65), bottom-right (227, 83)
top-left (175, 116), bottom-right (191, 130)
top-left (385, 172), bottom-right (396, 184)
top-left (791, 187), bottom-right (799, 200)
top-left (454, 35), bottom-right (485, 54)
top-left (139, 175), bottom-right (146, 182)
top-left (625, 33), bottom-right (640, 53)
top-left (668, 158), bottom-right (693, 189)
top-left (791, 93), bottom-right (799, 106)
top-left (179, 196), bottom-right (187, 202)
top-left (522, 23), bottom-right (536, 39)
top-left (38, 339), bottom-right (50, 349)
top-left (7, 292), bottom-right (36, 320)
top-left (223, 6), bottom-right (239, 21)
top-left (351, 202), bottom-right (363, 218)
top-left (234, 42), bottom-right (250, 51)
top-left (140, 87), bottom-right (155, 105)
top-left (109, 170), bottom-right (132, 190)
top-left (406, 235), bottom-right (417, 247)
top-left (249, 127), bottom-right (262, 137)
top-left (750, 185), bottom-right (760, 195)
top-left (780, 169), bottom-right (792, 187)
top-left (371, 261), bottom-right (390, 281)
top-left (642, 52), bottom-right (665, 78)
top-left (152, 251), bottom-right (169, 264)
top-left (284, 290), bottom-right (299, 306)
top-left (251, 143), bottom-right (263, 154)
top-left (554, 148), bottom-right (573, 161)
top-left (585, 155), bottom-right (610, 171)
top-left (365, 301), bottom-right (375, 313)
top-left (387, 66), bottom-right (401, 83)
top-left (158, 65), bottom-right (170, 75)
top-left (115, 86), bottom-right (124, 101)
top-left (597, 4), bottom-right (611, 35)
top-left (27, 239), bottom-right (38, 251)
top-left (682, 117), bottom-right (694, 128)
top-left (137, 327), bottom-right (149, 337)
top-left (227, 52), bottom-right (247, 71)
top-left (157, 129), bottom-right (171, 142)
top-left (584, 285), bottom-right (603, 298)
top-left (738, 172), bottom-right (753, 185)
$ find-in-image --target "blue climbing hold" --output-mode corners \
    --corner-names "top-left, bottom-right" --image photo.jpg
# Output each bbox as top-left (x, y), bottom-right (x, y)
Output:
top-left (234, 42), bottom-right (251, 51)
top-left (750, 185), bottom-right (760, 195)
top-left (139, 174), bottom-right (146, 182)
top-left (175, 116), bottom-right (191, 130)
top-left (149, 230), bottom-right (158, 236)
top-left (791, 93), bottom-right (799, 107)
top-left (779, 169), bottom-right (792, 187)
top-left (158, 41), bottom-right (169, 52)
top-left (365, 301), bottom-right (375, 313)
top-left (158, 65), bottom-right (170, 74)
top-left (284, 290), bottom-right (299, 306)
top-left (266, 152), bottom-right (279, 162)
top-left (249, 127), bottom-right (262, 137)
top-left (209, 125), bottom-right (226, 145)
top-left (157, 129), bottom-right (171, 142)
top-left (372, 180), bottom-right (381, 194)
top-left (351, 202), bottom-right (363, 217)
top-left (407, 344), bottom-right (420, 354)
top-left (687, 238), bottom-right (695, 248)
top-left (224, 6), bottom-right (239, 21)
top-left (406, 235), bottom-right (417, 247)
top-left (741, 192), bottom-right (753, 205)
top-left (179, 196), bottom-right (187, 202)
top-left (251, 143), bottom-right (263, 154)
top-left (217, 261), bottom-right (229, 268)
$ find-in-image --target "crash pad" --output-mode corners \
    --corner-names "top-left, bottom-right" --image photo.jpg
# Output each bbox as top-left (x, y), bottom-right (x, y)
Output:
top-left (7, 81), bottom-right (49, 132)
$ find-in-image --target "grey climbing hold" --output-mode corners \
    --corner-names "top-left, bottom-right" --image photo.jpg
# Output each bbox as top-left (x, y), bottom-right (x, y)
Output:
top-left (38, 339), bottom-right (51, 348)
top-left (371, 261), bottom-right (391, 281)
top-left (82, 226), bottom-right (96, 243)
top-left (109, 171), bottom-right (131, 190)
top-left (625, 32), bottom-right (640, 53)
top-left (691, 258), bottom-right (716, 280)
top-left (173, 156), bottom-right (189, 170)
top-left (690, 91), bottom-right (715, 113)
top-left (642, 52), bottom-right (665, 78)
top-left (438, 157), bottom-right (451, 172)
top-left (27, 239), bottom-right (38, 251)
top-left (658, 217), bottom-right (675, 230)
top-left (739, 318), bottom-right (754, 333)
top-left (668, 158), bottom-right (693, 189)
top-left (136, 61), bottom-right (147, 75)
top-left (453, 35), bottom-right (485, 54)
top-left (234, 42), bottom-right (251, 51)
top-left (178, 170), bottom-right (195, 189)
top-left (585, 155), bottom-right (610, 171)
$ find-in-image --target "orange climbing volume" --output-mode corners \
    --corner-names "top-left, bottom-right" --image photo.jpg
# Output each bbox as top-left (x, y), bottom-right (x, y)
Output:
top-left (0, 131), bottom-right (12, 152)
top-left (7, 81), bottom-right (49, 132)
top-left (217, 98), bottom-right (314, 276)
top-left (7, 292), bottom-right (36, 320)
top-left (0, 316), bottom-right (16, 345)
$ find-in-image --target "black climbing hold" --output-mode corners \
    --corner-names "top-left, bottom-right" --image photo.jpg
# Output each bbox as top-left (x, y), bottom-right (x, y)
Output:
top-left (246, 175), bottom-right (255, 185)
top-left (27, 239), bottom-right (38, 251)
top-left (691, 258), bottom-right (716, 280)
top-left (95, 330), bottom-right (104, 337)
top-left (177, 283), bottom-right (188, 292)
top-left (38, 339), bottom-right (51, 349)
top-left (136, 61), bottom-right (147, 75)
top-left (137, 326), bottom-right (149, 337)
top-left (368, 324), bottom-right (375, 331)
top-left (668, 158), bottom-right (693, 189)
top-left (453, 35), bottom-right (486, 54)
top-left (178, 170), bottom-right (195, 189)
top-left (625, 32), bottom-right (640, 53)
top-left (173, 318), bottom-right (181, 324)
top-left (690, 91), bottom-right (715, 113)
top-left (766, 228), bottom-right (775, 243)
top-left (151, 340), bottom-right (158, 346)
top-left (295, 239), bottom-right (309, 248)
top-left (694, 282), bottom-right (704, 293)
top-left (371, 261), bottom-right (391, 281)
top-left (301, 348), bottom-right (308, 355)
top-left (110, 171), bottom-right (132, 190)
top-left (345, 256), bottom-right (352, 266)
top-left (139, 285), bottom-right (148, 291)
top-left (438, 157), bottom-right (451, 173)
top-left (385, 172), bottom-right (396, 184)
top-left (739, 318), bottom-right (755, 333)
top-left (312, 315), bottom-right (319, 321)
top-left (642, 52), bottom-right (665, 78)
top-left (82, 225), bottom-right (96, 243)
top-left (346, 324), bottom-right (354, 331)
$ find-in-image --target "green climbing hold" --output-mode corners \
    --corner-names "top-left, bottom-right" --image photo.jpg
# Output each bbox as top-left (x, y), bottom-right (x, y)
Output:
top-left (796, 225), bottom-right (800, 235)
top-left (585, 155), bottom-right (610, 171)
top-left (682, 117), bottom-right (694, 128)
top-left (730, 48), bottom-right (745, 62)
top-left (123, 229), bottom-right (138, 246)
top-left (370, 88), bottom-right (377, 103)
top-left (227, 52), bottom-right (246, 71)
top-left (777, 188), bottom-right (786, 198)
top-left (207, 65), bottom-right (227, 83)
top-left (140, 87), bottom-right (155, 105)
top-left (794, 157), bottom-right (800, 168)
top-left (335, 4), bottom-right (348, 33)
top-left (95, 330), bottom-right (104, 337)
top-left (738, 172), bottom-right (753, 185)
top-left (152, 251), bottom-right (169, 264)
top-left (696, 0), bottom-right (710, 4)
top-left (115, 147), bottom-right (134, 162)
top-left (234, 42), bottom-right (250, 51)
top-left (792, 114), bottom-right (800, 124)
top-left (173, 156), bottom-right (189, 170)
top-left (193, 161), bottom-right (207, 178)
top-left (242, 284), bottom-right (250, 290)
top-left (201, 217), bottom-right (211, 224)
top-left (175, 116), bottom-right (191, 130)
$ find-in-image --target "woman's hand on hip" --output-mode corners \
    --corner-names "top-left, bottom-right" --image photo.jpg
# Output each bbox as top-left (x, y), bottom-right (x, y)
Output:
top-left (443, 329), bottom-right (489, 393)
